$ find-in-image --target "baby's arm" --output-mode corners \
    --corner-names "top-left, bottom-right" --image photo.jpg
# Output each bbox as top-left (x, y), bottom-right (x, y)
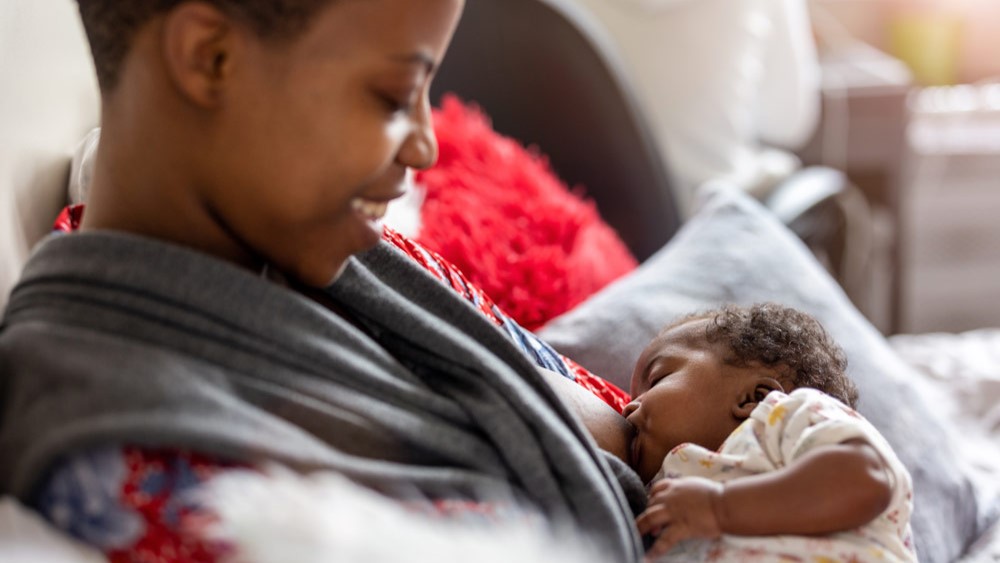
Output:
top-left (637, 439), bottom-right (892, 557)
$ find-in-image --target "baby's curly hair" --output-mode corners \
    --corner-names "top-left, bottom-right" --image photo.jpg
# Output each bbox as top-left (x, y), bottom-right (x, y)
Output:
top-left (672, 303), bottom-right (858, 408)
top-left (76, 0), bottom-right (334, 91)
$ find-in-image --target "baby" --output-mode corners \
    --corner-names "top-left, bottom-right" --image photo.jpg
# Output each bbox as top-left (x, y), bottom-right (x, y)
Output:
top-left (552, 303), bottom-right (915, 561)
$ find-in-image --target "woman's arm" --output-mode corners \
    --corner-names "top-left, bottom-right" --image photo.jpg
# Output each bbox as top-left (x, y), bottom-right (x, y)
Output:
top-left (637, 439), bottom-right (892, 557)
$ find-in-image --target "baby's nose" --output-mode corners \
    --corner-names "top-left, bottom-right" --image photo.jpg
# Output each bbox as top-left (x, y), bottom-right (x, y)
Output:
top-left (622, 400), bottom-right (640, 418)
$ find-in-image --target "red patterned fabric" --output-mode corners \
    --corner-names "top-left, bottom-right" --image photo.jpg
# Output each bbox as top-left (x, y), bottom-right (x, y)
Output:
top-left (383, 226), bottom-right (505, 326)
top-left (53, 204), bottom-right (85, 233)
top-left (112, 448), bottom-right (238, 563)
top-left (562, 357), bottom-right (631, 415)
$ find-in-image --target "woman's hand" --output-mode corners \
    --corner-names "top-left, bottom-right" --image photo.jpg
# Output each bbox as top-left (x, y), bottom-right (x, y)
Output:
top-left (635, 477), bottom-right (725, 558)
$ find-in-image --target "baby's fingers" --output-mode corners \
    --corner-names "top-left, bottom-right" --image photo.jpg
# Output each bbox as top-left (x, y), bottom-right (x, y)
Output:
top-left (648, 478), bottom-right (674, 495)
top-left (645, 524), bottom-right (688, 560)
top-left (636, 504), bottom-right (672, 536)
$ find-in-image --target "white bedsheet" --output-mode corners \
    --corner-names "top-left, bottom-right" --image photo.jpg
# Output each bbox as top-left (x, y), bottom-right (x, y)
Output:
top-left (890, 329), bottom-right (1000, 563)
top-left (890, 329), bottom-right (1000, 457)
top-left (0, 497), bottom-right (106, 562)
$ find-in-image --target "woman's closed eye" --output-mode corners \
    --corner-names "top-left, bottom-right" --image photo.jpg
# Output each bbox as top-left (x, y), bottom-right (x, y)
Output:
top-left (371, 70), bottom-right (424, 116)
top-left (378, 89), bottom-right (419, 114)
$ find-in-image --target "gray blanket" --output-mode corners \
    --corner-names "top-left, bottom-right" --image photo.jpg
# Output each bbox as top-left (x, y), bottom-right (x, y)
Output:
top-left (0, 231), bottom-right (641, 561)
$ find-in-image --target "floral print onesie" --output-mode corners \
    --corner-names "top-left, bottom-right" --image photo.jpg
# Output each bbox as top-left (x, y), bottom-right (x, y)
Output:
top-left (656, 388), bottom-right (916, 562)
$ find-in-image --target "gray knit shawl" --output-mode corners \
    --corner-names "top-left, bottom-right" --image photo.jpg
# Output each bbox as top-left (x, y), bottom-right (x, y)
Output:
top-left (0, 232), bottom-right (641, 561)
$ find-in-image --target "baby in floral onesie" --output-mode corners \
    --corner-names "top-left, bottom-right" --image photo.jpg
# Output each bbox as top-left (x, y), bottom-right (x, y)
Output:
top-left (624, 303), bottom-right (915, 562)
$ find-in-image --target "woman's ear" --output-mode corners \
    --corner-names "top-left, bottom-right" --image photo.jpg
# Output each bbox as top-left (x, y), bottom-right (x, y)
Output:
top-left (161, 2), bottom-right (236, 108)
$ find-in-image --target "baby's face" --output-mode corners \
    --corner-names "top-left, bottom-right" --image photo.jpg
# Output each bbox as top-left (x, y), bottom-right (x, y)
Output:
top-left (623, 319), bottom-right (778, 483)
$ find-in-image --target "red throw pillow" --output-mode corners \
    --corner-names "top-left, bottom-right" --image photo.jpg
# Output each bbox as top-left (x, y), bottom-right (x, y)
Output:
top-left (415, 96), bottom-right (638, 331)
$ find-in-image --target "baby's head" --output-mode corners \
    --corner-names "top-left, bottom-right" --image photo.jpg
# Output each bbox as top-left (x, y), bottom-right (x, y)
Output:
top-left (75, 0), bottom-right (463, 286)
top-left (623, 303), bottom-right (855, 482)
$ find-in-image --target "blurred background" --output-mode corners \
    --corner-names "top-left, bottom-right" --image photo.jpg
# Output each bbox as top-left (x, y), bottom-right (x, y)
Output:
top-left (510, 0), bottom-right (1000, 336)
top-left (805, 0), bottom-right (1000, 334)
top-left (424, 4), bottom-right (1000, 484)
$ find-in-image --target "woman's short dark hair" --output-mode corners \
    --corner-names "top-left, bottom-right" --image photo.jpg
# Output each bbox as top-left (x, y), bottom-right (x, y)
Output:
top-left (76, 0), bottom-right (333, 91)
top-left (674, 303), bottom-right (858, 408)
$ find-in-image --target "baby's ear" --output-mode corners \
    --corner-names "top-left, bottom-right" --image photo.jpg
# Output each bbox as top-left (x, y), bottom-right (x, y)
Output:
top-left (732, 394), bottom-right (758, 420)
top-left (732, 378), bottom-right (785, 419)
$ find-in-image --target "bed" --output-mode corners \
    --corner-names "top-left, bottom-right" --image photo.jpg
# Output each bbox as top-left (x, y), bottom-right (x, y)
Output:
top-left (1, 0), bottom-right (999, 561)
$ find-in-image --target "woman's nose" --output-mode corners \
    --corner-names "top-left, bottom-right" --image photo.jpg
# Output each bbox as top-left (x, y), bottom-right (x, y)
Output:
top-left (399, 129), bottom-right (437, 171)
top-left (397, 103), bottom-right (438, 171)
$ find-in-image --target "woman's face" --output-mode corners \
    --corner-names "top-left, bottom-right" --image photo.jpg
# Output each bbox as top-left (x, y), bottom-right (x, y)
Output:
top-left (204, 0), bottom-right (464, 286)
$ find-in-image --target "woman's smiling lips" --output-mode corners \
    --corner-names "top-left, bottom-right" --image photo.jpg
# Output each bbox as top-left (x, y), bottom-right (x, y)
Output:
top-left (350, 197), bottom-right (390, 221)
top-left (349, 193), bottom-right (403, 248)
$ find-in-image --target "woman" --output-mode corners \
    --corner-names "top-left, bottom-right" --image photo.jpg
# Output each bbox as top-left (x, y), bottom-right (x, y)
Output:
top-left (0, 1), bottom-right (642, 560)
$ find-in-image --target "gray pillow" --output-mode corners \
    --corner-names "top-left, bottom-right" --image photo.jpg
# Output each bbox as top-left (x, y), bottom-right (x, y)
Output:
top-left (538, 186), bottom-right (999, 563)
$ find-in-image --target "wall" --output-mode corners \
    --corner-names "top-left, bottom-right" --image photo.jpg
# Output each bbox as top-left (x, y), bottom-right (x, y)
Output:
top-left (811, 0), bottom-right (1000, 84)
top-left (0, 0), bottom-right (101, 310)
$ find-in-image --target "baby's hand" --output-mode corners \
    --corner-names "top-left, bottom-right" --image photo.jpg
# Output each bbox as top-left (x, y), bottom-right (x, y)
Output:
top-left (636, 477), bottom-right (725, 559)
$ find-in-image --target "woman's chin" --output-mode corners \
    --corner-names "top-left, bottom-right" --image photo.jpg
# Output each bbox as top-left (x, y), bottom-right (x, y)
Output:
top-left (272, 256), bottom-right (349, 290)
top-left (307, 260), bottom-right (350, 288)
top-left (324, 260), bottom-right (350, 286)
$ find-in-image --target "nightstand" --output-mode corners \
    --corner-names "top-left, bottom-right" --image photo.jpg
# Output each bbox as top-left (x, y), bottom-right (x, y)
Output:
top-left (899, 85), bottom-right (1000, 333)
